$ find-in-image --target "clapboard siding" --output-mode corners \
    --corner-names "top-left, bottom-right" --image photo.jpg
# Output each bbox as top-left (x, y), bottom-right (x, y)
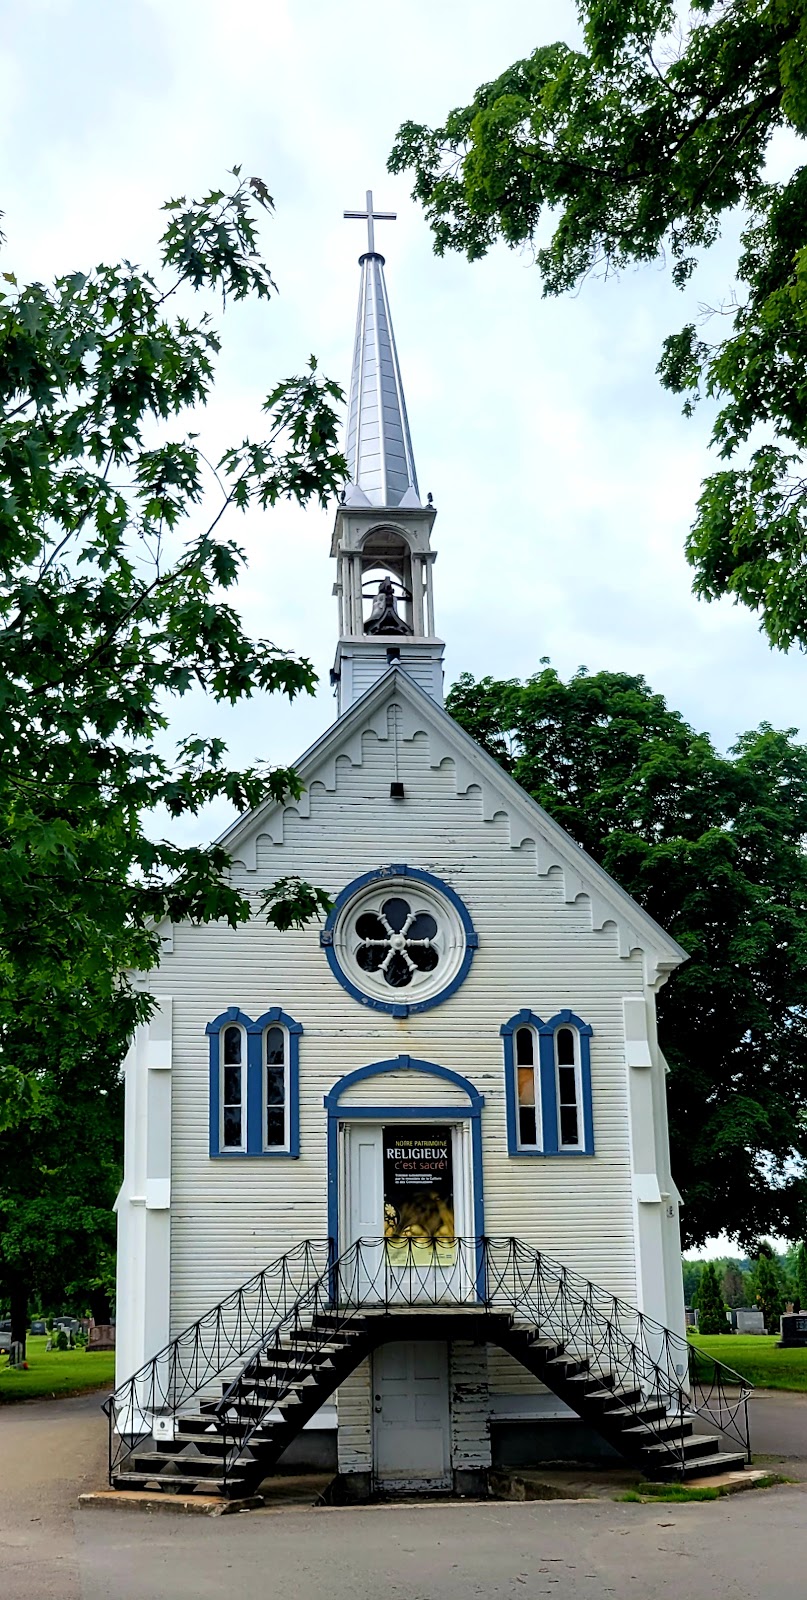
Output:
top-left (339, 1069), bottom-right (472, 1107)
top-left (336, 1358), bottom-right (373, 1473)
top-left (142, 715), bottom-right (650, 1338)
top-left (450, 1342), bottom-right (491, 1468)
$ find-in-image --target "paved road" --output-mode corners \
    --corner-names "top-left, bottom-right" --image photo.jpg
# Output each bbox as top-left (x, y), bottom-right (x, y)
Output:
top-left (69, 1492), bottom-right (807, 1600)
top-left (2, 1388), bottom-right (807, 1600)
top-left (0, 1389), bottom-right (108, 1600)
top-left (747, 1388), bottom-right (807, 1457)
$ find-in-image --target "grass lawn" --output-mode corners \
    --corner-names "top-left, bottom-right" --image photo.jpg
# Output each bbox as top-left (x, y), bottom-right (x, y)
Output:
top-left (0, 1334), bottom-right (115, 1402)
top-left (690, 1332), bottom-right (807, 1391)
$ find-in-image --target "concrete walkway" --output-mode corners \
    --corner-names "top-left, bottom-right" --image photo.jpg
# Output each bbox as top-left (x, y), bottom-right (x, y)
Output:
top-left (0, 1389), bottom-right (109, 1600)
top-left (746, 1387), bottom-right (807, 1458)
top-left (2, 1387), bottom-right (807, 1600)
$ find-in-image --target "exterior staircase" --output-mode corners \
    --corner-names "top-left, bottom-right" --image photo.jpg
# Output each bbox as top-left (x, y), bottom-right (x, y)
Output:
top-left (106, 1239), bottom-right (752, 1498)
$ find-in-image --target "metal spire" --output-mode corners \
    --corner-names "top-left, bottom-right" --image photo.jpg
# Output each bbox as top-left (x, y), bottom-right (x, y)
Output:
top-left (342, 191), bottom-right (421, 509)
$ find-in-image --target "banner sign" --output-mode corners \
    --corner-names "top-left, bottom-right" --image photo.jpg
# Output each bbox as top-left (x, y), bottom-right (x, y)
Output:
top-left (382, 1125), bottom-right (455, 1263)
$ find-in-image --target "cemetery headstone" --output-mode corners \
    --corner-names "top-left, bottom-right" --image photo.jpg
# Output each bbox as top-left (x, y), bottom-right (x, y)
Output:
top-left (779, 1313), bottom-right (807, 1348)
top-left (88, 1324), bottom-right (115, 1351)
top-left (735, 1308), bottom-right (766, 1335)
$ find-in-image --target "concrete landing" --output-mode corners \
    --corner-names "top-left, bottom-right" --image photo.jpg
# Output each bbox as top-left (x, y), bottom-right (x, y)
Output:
top-left (78, 1490), bottom-right (264, 1516)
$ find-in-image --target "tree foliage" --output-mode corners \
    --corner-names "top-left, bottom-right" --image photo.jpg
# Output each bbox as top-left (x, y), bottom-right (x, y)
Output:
top-left (0, 171), bottom-right (343, 1134)
top-left (0, 1037), bottom-right (123, 1345)
top-left (390, 1), bottom-right (807, 648)
top-left (682, 1257), bottom-right (704, 1306)
top-left (751, 1242), bottom-right (784, 1329)
top-left (447, 665), bottom-right (807, 1250)
top-left (796, 1240), bottom-right (807, 1308)
top-left (721, 1263), bottom-right (748, 1308)
top-left (695, 1260), bottom-right (727, 1334)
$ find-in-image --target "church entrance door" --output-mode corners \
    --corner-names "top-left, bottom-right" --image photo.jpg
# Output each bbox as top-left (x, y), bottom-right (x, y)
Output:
top-left (342, 1121), bottom-right (472, 1304)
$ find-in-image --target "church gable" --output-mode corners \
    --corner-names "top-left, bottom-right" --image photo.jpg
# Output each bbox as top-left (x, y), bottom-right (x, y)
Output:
top-left (220, 667), bottom-right (685, 988)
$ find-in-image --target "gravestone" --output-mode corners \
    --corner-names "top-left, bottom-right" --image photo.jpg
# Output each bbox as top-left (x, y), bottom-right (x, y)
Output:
top-left (779, 1313), bottom-right (807, 1348)
top-left (735, 1308), bottom-right (766, 1335)
top-left (88, 1323), bottom-right (115, 1351)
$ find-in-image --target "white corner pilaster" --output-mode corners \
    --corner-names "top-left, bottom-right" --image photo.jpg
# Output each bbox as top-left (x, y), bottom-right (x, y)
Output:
top-left (114, 997), bottom-right (173, 1387)
top-left (624, 994), bottom-right (671, 1332)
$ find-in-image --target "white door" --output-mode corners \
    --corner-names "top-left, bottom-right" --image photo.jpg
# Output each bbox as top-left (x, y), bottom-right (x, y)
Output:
top-left (343, 1124), bottom-right (384, 1302)
top-left (373, 1340), bottom-right (451, 1488)
top-left (342, 1122), bottom-right (471, 1304)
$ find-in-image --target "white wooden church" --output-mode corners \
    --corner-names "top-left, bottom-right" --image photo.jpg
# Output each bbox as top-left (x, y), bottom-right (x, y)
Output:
top-left (110, 197), bottom-right (749, 1499)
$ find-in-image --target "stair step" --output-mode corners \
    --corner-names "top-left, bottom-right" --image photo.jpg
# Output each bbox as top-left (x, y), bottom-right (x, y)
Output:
top-left (155, 1434), bottom-right (228, 1456)
top-left (285, 1327), bottom-right (360, 1344)
top-left (178, 1415), bottom-right (277, 1441)
top-left (584, 1387), bottom-right (641, 1410)
top-left (222, 1394), bottom-right (306, 1423)
top-left (679, 1452), bottom-right (747, 1481)
top-left (131, 1451), bottom-right (252, 1479)
top-left (312, 1312), bottom-right (366, 1329)
top-left (112, 1470), bottom-right (246, 1495)
top-left (544, 1356), bottom-right (590, 1379)
top-left (256, 1351), bottom-right (335, 1372)
top-left (226, 1376), bottom-right (317, 1401)
top-left (643, 1434), bottom-right (722, 1461)
top-left (565, 1372), bottom-right (611, 1397)
top-left (622, 1420), bottom-right (694, 1444)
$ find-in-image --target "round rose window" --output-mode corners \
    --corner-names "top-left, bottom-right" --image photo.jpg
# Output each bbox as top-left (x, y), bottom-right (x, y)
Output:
top-left (322, 869), bottom-right (476, 1014)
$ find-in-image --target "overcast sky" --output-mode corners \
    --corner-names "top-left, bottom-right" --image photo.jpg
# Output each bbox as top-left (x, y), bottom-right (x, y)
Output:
top-left (4, 0), bottom-right (799, 1256)
top-left (3, 0), bottom-right (805, 814)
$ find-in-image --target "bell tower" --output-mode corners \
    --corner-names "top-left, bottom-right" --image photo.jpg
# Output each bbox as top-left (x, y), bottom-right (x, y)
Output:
top-left (331, 192), bottom-right (444, 716)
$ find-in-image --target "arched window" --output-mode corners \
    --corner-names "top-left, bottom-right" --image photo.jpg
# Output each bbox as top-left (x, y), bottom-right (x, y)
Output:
top-left (207, 1008), bottom-right (303, 1158)
top-left (555, 1025), bottom-right (583, 1150)
top-left (221, 1024), bottom-right (245, 1150)
top-left (501, 1009), bottom-right (594, 1157)
top-left (515, 1025), bottom-right (540, 1149)
top-left (264, 1025), bottom-right (288, 1150)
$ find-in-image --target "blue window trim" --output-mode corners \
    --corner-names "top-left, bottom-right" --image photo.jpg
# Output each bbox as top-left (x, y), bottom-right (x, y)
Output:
top-left (207, 1006), bottom-right (303, 1159)
top-left (501, 1008), bottom-right (594, 1157)
top-left (319, 865), bottom-right (478, 1017)
top-left (324, 1056), bottom-right (486, 1297)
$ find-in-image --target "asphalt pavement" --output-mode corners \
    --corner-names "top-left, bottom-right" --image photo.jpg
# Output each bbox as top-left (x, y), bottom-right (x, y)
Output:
top-left (2, 1387), bottom-right (807, 1600)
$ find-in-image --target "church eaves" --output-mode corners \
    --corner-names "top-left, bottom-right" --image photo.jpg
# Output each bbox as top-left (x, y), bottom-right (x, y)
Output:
top-left (342, 191), bottom-right (421, 510)
top-left (219, 666), bottom-right (688, 990)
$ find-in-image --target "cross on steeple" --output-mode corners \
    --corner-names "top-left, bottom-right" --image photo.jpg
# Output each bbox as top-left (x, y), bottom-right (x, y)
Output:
top-left (343, 189), bottom-right (396, 256)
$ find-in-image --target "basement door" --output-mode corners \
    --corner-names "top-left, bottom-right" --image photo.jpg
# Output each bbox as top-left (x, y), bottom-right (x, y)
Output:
top-left (373, 1340), bottom-right (451, 1490)
top-left (342, 1122), bottom-right (471, 1303)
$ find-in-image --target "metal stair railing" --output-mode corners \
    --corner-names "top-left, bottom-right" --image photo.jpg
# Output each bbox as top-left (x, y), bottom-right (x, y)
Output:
top-left (216, 1233), bottom-right (484, 1487)
top-left (484, 1237), bottom-right (752, 1474)
top-left (106, 1235), bottom-right (753, 1490)
top-left (103, 1238), bottom-right (332, 1482)
top-left (215, 1237), bottom-right (753, 1490)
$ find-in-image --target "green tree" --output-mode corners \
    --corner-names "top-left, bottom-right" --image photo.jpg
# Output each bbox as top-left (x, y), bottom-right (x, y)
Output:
top-left (446, 666), bottom-right (807, 1249)
top-left (682, 1257), bottom-right (704, 1307)
top-left (390, 1), bottom-right (807, 649)
top-left (0, 170), bottom-right (342, 1138)
top-left (721, 1263), bottom-right (748, 1309)
top-left (0, 173), bottom-right (345, 1347)
top-left (751, 1242), bottom-right (784, 1330)
top-left (796, 1241), bottom-right (807, 1309)
top-left (695, 1261), bottom-right (728, 1335)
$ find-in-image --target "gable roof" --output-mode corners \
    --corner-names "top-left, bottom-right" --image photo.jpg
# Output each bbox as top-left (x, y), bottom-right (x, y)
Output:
top-left (218, 666), bottom-right (688, 986)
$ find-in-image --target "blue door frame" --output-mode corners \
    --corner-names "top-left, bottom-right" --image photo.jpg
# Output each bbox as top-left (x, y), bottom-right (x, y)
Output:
top-left (323, 1055), bottom-right (486, 1300)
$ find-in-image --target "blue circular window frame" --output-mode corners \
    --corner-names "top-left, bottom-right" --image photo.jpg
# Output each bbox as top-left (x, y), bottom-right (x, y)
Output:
top-left (319, 864), bottom-right (478, 1017)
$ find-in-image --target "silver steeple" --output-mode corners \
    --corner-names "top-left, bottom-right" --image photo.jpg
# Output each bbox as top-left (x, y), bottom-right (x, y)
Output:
top-left (342, 191), bottom-right (421, 509)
